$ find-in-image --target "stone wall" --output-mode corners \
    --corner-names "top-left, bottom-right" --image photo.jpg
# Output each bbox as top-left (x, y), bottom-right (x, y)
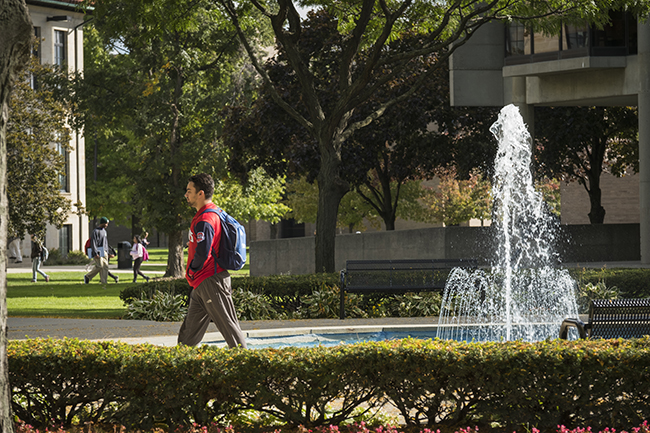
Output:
top-left (250, 224), bottom-right (640, 276)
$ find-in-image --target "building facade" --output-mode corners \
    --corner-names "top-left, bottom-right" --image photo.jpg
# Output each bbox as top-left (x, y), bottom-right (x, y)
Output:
top-left (25, 0), bottom-right (89, 255)
top-left (449, 14), bottom-right (650, 263)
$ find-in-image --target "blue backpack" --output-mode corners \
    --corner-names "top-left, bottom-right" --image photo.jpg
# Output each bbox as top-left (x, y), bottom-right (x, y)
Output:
top-left (201, 207), bottom-right (247, 271)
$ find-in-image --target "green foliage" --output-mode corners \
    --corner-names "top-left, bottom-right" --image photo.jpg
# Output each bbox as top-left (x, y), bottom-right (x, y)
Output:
top-left (300, 283), bottom-right (342, 319)
top-left (9, 338), bottom-right (650, 430)
top-left (535, 106), bottom-right (639, 224)
top-left (422, 167), bottom-right (492, 226)
top-left (74, 0), bottom-right (276, 276)
top-left (124, 291), bottom-right (188, 321)
top-left (118, 274), bottom-right (442, 321)
top-left (46, 249), bottom-right (92, 266)
top-left (390, 292), bottom-right (443, 317)
top-left (7, 49), bottom-right (73, 238)
top-left (119, 277), bottom-right (191, 305)
top-left (232, 288), bottom-right (287, 320)
top-left (213, 168), bottom-right (290, 223)
top-left (536, 177), bottom-right (562, 217)
top-left (284, 177), bottom-right (382, 233)
top-left (219, 0), bottom-right (633, 270)
top-left (576, 281), bottom-right (620, 314)
top-left (569, 267), bottom-right (650, 299)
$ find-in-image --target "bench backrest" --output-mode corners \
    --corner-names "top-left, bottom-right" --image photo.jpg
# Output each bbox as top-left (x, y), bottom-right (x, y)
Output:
top-left (588, 298), bottom-right (650, 339)
top-left (342, 259), bottom-right (477, 292)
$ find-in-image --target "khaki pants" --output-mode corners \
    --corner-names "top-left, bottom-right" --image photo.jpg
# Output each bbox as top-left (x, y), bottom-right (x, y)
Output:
top-left (86, 255), bottom-right (109, 284)
top-left (177, 271), bottom-right (247, 349)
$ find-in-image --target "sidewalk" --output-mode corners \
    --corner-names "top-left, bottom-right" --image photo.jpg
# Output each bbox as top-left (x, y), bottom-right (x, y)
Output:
top-left (7, 316), bottom-right (441, 346)
top-left (6, 259), bottom-right (167, 275)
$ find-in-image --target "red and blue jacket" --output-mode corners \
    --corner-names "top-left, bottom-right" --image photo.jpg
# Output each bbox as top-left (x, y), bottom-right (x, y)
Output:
top-left (186, 203), bottom-right (223, 289)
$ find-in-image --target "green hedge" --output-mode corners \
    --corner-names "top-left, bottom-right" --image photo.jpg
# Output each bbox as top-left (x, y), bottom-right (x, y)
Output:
top-left (570, 268), bottom-right (650, 298)
top-left (119, 274), bottom-right (339, 306)
top-left (119, 277), bottom-right (193, 305)
top-left (9, 338), bottom-right (650, 431)
top-left (118, 269), bottom-right (650, 321)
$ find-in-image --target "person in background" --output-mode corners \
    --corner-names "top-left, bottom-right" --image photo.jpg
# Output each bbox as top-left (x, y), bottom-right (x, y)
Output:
top-left (8, 235), bottom-right (23, 263)
top-left (130, 234), bottom-right (150, 283)
top-left (30, 234), bottom-right (49, 283)
top-left (84, 217), bottom-right (112, 286)
top-left (177, 173), bottom-right (247, 349)
top-left (84, 237), bottom-right (119, 283)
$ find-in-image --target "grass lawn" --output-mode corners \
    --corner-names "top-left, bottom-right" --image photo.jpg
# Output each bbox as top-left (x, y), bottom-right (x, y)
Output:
top-left (7, 247), bottom-right (249, 319)
top-left (7, 272), bottom-right (128, 319)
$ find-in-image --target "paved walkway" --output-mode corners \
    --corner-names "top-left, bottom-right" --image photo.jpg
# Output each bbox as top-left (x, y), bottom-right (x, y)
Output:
top-left (7, 316), bottom-right (441, 346)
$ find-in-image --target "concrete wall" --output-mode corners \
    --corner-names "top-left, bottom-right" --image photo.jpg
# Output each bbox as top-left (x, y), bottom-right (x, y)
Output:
top-left (250, 224), bottom-right (640, 276)
top-left (449, 22), bottom-right (505, 107)
top-left (560, 224), bottom-right (640, 262)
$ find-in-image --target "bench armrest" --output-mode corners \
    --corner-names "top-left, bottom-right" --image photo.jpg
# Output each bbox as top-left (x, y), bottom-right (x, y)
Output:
top-left (559, 318), bottom-right (587, 340)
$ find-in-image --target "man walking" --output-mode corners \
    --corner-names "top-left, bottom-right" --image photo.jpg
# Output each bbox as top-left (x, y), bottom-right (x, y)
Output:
top-left (84, 217), bottom-right (111, 285)
top-left (177, 173), bottom-right (247, 349)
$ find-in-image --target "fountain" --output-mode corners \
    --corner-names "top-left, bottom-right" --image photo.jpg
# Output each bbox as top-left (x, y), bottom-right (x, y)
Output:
top-left (437, 104), bottom-right (579, 342)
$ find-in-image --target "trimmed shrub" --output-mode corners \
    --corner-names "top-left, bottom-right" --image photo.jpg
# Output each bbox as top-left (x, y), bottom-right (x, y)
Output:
top-left (9, 338), bottom-right (650, 431)
top-left (569, 268), bottom-right (650, 299)
top-left (45, 248), bottom-right (91, 266)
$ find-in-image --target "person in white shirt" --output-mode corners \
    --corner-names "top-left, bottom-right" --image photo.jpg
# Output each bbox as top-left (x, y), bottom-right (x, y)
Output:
top-left (130, 235), bottom-right (150, 283)
top-left (8, 236), bottom-right (23, 263)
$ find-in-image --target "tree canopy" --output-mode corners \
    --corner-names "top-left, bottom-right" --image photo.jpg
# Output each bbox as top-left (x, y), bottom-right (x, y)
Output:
top-left (75, 0), bottom-right (284, 276)
top-left (224, 10), bottom-right (498, 231)
top-left (216, 0), bottom-right (646, 272)
top-left (7, 53), bottom-right (73, 239)
top-left (534, 106), bottom-right (638, 224)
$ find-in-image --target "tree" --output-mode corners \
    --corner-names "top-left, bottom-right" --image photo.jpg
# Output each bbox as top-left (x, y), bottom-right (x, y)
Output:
top-left (75, 0), bottom-right (278, 277)
top-left (224, 11), bottom-right (498, 233)
top-left (284, 176), bottom-right (382, 232)
top-left (534, 106), bottom-right (638, 224)
top-left (217, 0), bottom-right (637, 272)
top-left (7, 53), bottom-right (73, 239)
top-left (1, 1), bottom-right (33, 431)
top-left (422, 167), bottom-right (492, 226)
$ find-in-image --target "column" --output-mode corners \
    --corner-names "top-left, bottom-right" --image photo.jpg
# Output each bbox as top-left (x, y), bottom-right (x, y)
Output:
top-left (638, 21), bottom-right (650, 264)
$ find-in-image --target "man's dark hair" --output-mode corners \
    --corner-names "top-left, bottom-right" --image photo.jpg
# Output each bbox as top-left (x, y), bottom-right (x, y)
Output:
top-left (189, 173), bottom-right (214, 200)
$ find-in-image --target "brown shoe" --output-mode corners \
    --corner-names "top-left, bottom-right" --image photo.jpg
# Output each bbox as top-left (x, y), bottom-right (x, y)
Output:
top-left (45, 276), bottom-right (50, 283)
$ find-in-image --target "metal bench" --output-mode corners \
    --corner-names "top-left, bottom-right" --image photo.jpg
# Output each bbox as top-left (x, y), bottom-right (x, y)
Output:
top-left (339, 259), bottom-right (478, 319)
top-left (559, 298), bottom-right (650, 339)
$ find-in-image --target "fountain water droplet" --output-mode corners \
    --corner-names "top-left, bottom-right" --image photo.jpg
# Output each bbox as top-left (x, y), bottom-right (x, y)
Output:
top-left (437, 104), bottom-right (578, 342)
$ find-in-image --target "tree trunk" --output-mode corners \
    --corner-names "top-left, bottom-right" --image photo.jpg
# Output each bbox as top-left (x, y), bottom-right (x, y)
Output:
top-left (1, 1), bottom-right (33, 431)
top-left (315, 150), bottom-right (348, 273)
top-left (131, 214), bottom-right (141, 240)
top-left (586, 137), bottom-right (606, 224)
top-left (164, 230), bottom-right (185, 278)
top-left (380, 177), bottom-right (397, 231)
top-left (588, 187), bottom-right (606, 224)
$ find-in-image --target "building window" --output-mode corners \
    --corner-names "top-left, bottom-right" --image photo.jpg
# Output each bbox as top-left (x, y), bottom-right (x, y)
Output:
top-left (54, 30), bottom-right (66, 68)
top-left (505, 10), bottom-right (637, 63)
top-left (563, 23), bottom-right (589, 50)
top-left (505, 22), bottom-right (526, 56)
top-left (57, 142), bottom-right (69, 192)
top-left (59, 225), bottom-right (71, 257)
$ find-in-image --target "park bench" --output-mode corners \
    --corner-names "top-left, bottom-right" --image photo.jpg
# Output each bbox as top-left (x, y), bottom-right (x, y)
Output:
top-left (559, 298), bottom-right (650, 339)
top-left (339, 258), bottom-right (478, 319)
